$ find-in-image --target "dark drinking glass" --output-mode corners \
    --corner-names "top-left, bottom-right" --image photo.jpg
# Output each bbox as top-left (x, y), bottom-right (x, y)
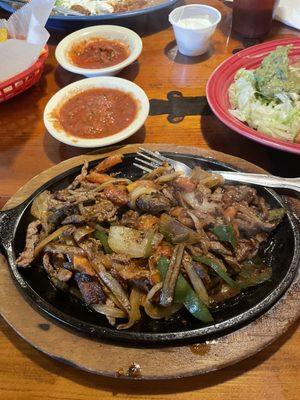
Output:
top-left (232, 0), bottom-right (277, 38)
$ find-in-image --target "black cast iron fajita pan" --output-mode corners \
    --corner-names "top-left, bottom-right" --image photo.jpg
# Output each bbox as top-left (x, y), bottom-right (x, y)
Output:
top-left (0, 152), bottom-right (299, 344)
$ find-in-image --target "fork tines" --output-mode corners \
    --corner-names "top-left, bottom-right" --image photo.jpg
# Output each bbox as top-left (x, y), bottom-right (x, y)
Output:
top-left (133, 147), bottom-right (166, 174)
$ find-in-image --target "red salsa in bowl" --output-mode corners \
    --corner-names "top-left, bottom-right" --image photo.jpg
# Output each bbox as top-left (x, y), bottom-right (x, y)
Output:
top-left (68, 37), bottom-right (130, 69)
top-left (58, 88), bottom-right (138, 138)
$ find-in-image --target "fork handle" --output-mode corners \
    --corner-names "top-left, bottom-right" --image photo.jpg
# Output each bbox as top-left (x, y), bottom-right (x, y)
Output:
top-left (217, 171), bottom-right (300, 193)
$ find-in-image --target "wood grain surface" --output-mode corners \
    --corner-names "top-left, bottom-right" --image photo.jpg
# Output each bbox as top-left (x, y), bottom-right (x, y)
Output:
top-left (0, 0), bottom-right (299, 398)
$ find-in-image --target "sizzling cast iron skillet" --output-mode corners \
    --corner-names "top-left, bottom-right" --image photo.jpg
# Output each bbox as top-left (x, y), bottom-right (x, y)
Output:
top-left (0, 153), bottom-right (299, 344)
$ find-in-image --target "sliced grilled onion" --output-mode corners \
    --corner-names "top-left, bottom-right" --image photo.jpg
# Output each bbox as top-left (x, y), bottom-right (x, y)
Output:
top-left (143, 166), bottom-right (171, 180)
top-left (92, 304), bottom-right (127, 318)
top-left (117, 289), bottom-right (145, 330)
top-left (31, 190), bottom-right (51, 220)
top-left (144, 300), bottom-right (182, 320)
top-left (147, 282), bottom-right (163, 302)
top-left (108, 226), bottom-right (154, 258)
top-left (182, 252), bottom-right (209, 305)
top-left (159, 214), bottom-right (200, 244)
top-left (34, 225), bottom-right (72, 257)
top-left (155, 171), bottom-right (182, 183)
top-left (127, 180), bottom-right (157, 208)
top-left (85, 251), bottom-right (132, 312)
top-left (96, 267), bottom-right (131, 312)
top-left (144, 283), bottom-right (182, 319)
top-left (73, 226), bottom-right (94, 243)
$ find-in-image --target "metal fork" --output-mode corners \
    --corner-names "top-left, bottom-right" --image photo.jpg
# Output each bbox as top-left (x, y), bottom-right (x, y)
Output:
top-left (134, 148), bottom-right (300, 193)
top-left (0, 0), bottom-right (86, 16)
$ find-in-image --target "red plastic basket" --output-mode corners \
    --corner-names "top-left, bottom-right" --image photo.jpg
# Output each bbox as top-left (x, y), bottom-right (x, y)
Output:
top-left (0, 45), bottom-right (49, 103)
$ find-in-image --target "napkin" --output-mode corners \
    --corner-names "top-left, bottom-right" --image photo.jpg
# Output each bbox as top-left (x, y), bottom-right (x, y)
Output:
top-left (275, 0), bottom-right (300, 30)
top-left (0, 0), bottom-right (55, 82)
top-left (225, 0), bottom-right (300, 30)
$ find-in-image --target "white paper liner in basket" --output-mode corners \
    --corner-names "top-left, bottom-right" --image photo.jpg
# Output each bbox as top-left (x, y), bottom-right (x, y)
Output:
top-left (0, 0), bottom-right (55, 83)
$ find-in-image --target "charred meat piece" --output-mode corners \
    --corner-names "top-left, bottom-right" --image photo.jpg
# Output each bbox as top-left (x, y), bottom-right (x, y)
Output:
top-left (62, 214), bottom-right (86, 225)
top-left (138, 214), bottom-right (159, 231)
top-left (16, 220), bottom-right (42, 267)
top-left (103, 184), bottom-right (129, 206)
top-left (209, 241), bottom-right (233, 256)
top-left (98, 253), bottom-right (131, 271)
top-left (79, 181), bottom-right (100, 190)
top-left (90, 254), bottom-right (131, 312)
top-left (235, 239), bottom-right (260, 262)
top-left (108, 254), bottom-right (131, 270)
top-left (79, 240), bottom-right (131, 311)
top-left (253, 196), bottom-right (270, 219)
top-left (79, 237), bottom-right (101, 255)
top-left (172, 176), bottom-right (196, 193)
top-left (44, 244), bottom-right (85, 256)
top-left (75, 273), bottom-right (106, 305)
top-left (193, 262), bottom-right (211, 287)
top-left (82, 200), bottom-right (117, 223)
top-left (190, 210), bottom-right (216, 228)
top-left (170, 207), bottom-right (194, 228)
top-left (48, 203), bottom-right (78, 226)
top-left (210, 187), bottom-right (224, 202)
top-left (159, 213), bottom-right (200, 244)
top-left (224, 256), bottom-right (241, 272)
top-left (42, 254), bottom-right (72, 290)
top-left (136, 193), bottom-right (172, 215)
top-left (54, 190), bottom-right (101, 204)
top-left (116, 265), bottom-right (151, 293)
top-left (120, 210), bottom-right (140, 229)
top-left (222, 185), bottom-right (256, 207)
top-left (68, 160), bottom-right (89, 190)
top-left (161, 186), bottom-right (179, 207)
top-left (234, 205), bottom-right (275, 236)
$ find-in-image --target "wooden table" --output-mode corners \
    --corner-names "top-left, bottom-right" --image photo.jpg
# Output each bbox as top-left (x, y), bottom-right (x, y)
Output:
top-left (0, 1), bottom-right (299, 398)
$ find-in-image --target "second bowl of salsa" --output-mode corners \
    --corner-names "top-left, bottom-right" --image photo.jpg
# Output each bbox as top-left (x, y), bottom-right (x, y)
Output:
top-left (55, 25), bottom-right (143, 77)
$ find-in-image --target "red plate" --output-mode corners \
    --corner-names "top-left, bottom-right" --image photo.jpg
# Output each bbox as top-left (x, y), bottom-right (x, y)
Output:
top-left (206, 38), bottom-right (300, 154)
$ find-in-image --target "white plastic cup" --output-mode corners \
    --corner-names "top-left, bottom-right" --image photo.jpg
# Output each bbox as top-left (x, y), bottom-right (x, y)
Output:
top-left (169, 5), bottom-right (221, 56)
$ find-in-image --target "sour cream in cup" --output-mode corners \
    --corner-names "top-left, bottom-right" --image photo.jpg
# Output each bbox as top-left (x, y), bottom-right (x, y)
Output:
top-left (169, 5), bottom-right (222, 56)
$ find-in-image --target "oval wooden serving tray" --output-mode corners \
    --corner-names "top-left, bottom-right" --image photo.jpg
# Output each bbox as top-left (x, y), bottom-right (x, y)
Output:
top-left (0, 144), bottom-right (299, 380)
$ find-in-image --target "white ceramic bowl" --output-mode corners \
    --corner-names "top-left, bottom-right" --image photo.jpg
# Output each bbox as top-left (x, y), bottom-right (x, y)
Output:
top-left (55, 25), bottom-right (143, 77)
top-left (43, 76), bottom-right (149, 148)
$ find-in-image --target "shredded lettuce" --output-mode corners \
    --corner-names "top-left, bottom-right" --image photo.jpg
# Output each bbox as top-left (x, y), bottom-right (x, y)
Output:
top-left (229, 46), bottom-right (300, 142)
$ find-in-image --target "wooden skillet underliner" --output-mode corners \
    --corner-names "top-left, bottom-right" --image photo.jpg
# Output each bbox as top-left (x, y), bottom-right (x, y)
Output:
top-left (0, 144), bottom-right (299, 379)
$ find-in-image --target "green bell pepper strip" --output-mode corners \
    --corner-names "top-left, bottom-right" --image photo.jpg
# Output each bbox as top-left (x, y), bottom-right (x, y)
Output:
top-left (157, 257), bottom-right (214, 323)
top-left (193, 255), bottom-right (240, 290)
top-left (210, 224), bottom-right (237, 248)
top-left (268, 208), bottom-right (285, 222)
top-left (94, 230), bottom-right (112, 254)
